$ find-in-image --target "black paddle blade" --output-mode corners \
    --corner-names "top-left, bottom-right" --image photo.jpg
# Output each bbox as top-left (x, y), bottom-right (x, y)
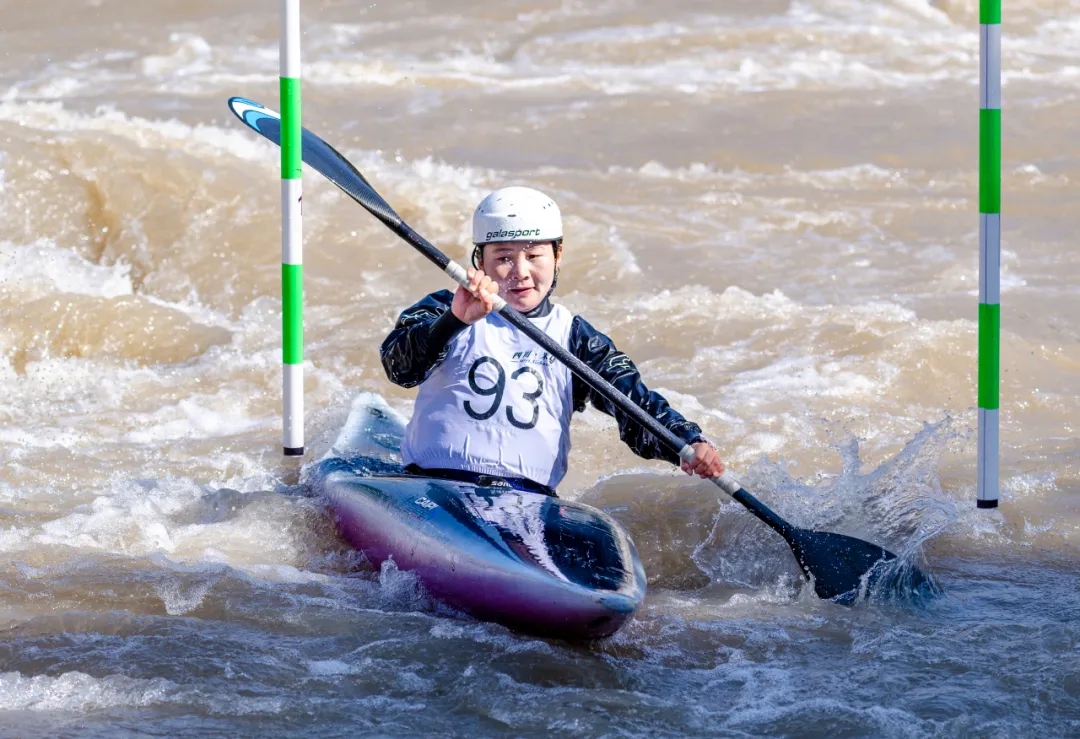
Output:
top-left (787, 528), bottom-right (940, 605)
top-left (227, 97), bottom-right (403, 228)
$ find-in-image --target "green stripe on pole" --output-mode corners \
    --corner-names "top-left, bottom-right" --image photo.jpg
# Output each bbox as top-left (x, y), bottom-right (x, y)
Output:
top-left (282, 263), bottom-right (303, 365)
top-left (980, 0), bottom-right (1001, 25)
top-left (979, 108), bottom-right (1001, 214)
top-left (280, 77), bottom-right (302, 180)
top-left (978, 302), bottom-right (1000, 409)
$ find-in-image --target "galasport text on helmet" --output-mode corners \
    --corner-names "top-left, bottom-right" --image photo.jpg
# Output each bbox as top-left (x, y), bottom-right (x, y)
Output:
top-left (472, 187), bottom-right (563, 245)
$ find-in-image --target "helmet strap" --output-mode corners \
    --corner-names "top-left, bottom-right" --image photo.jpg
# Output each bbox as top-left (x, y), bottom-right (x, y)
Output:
top-left (550, 239), bottom-right (563, 294)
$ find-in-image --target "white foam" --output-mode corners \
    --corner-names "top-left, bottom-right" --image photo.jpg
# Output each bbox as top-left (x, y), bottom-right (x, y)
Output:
top-left (0, 101), bottom-right (276, 166)
top-left (0, 671), bottom-right (177, 712)
top-left (727, 354), bottom-right (885, 400)
top-left (140, 33), bottom-right (214, 77)
top-left (154, 572), bottom-right (222, 616)
top-left (299, 45), bottom-right (966, 96)
top-left (0, 424), bottom-right (88, 451)
top-left (636, 285), bottom-right (802, 323)
top-left (119, 398), bottom-right (273, 444)
top-left (933, 247), bottom-right (1028, 296)
top-left (0, 239), bottom-right (133, 301)
top-left (5, 3), bottom-right (1080, 117)
top-left (0, 472), bottom-right (332, 581)
top-left (635, 284), bottom-right (919, 329)
top-left (235, 564), bottom-right (332, 586)
top-left (0, 8), bottom-right (979, 103)
top-left (307, 659), bottom-right (363, 677)
top-left (0, 670), bottom-right (285, 715)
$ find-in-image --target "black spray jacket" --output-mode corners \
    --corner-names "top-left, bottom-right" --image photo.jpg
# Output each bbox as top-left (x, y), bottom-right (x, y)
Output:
top-left (380, 290), bottom-right (705, 467)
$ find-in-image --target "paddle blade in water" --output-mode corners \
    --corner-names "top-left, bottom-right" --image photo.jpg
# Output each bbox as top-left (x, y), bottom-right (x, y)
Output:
top-left (788, 528), bottom-right (939, 605)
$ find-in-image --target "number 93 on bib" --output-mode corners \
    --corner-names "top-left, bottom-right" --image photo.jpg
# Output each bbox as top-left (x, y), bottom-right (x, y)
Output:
top-left (400, 307), bottom-right (575, 489)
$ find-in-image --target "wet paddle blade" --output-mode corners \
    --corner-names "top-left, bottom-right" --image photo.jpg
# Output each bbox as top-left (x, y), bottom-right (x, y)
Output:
top-left (725, 482), bottom-right (939, 606)
top-left (788, 528), bottom-right (940, 605)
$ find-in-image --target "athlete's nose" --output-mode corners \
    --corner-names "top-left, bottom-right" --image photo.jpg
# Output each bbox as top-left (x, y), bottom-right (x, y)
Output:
top-left (512, 253), bottom-right (530, 281)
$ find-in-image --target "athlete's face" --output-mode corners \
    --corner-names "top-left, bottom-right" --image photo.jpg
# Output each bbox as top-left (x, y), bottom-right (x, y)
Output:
top-left (480, 241), bottom-right (561, 313)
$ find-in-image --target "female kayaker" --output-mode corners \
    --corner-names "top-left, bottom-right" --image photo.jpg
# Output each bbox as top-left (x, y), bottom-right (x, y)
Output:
top-left (380, 186), bottom-right (724, 495)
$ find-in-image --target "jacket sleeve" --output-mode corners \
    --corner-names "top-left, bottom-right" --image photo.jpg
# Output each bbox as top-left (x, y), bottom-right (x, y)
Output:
top-left (380, 290), bottom-right (467, 388)
top-left (568, 315), bottom-right (704, 466)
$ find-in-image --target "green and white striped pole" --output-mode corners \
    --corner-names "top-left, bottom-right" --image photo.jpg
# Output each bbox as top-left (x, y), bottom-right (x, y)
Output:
top-left (281, 0), bottom-right (304, 456)
top-left (978, 0), bottom-right (1000, 508)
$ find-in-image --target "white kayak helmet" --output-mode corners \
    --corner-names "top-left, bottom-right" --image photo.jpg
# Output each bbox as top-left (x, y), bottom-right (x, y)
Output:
top-left (471, 186), bottom-right (562, 247)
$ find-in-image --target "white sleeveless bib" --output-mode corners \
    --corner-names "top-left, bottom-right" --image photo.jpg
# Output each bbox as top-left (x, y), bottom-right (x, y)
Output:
top-left (401, 304), bottom-right (574, 488)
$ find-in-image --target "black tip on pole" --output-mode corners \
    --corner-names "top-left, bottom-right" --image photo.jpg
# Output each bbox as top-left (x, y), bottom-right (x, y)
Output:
top-left (976, 499), bottom-right (998, 509)
top-left (283, 447), bottom-right (305, 457)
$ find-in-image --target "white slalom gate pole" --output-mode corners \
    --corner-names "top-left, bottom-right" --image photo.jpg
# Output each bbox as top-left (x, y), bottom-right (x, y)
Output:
top-left (281, 0), bottom-right (304, 456)
top-left (978, 0), bottom-right (1001, 507)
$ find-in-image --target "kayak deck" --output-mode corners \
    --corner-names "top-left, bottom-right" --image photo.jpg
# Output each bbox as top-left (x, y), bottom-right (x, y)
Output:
top-left (302, 394), bottom-right (646, 639)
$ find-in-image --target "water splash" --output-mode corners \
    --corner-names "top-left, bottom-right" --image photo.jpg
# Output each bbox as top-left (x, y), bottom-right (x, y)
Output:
top-left (376, 557), bottom-right (433, 614)
top-left (153, 569), bottom-right (224, 616)
top-left (693, 418), bottom-right (959, 604)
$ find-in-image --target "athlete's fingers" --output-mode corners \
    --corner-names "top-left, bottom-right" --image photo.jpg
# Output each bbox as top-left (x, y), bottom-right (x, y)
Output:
top-left (466, 267), bottom-right (489, 294)
top-left (452, 283), bottom-right (483, 323)
top-left (678, 443), bottom-right (725, 479)
top-left (698, 453), bottom-right (725, 479)
top-left (701, 450), bottom-right (718, 476)
top-left (452, 283), bottom-right (473, 303)
top-left (477, 276), bottom-right (499, 308)
top-left (686, 443), bottom-right (725, 479)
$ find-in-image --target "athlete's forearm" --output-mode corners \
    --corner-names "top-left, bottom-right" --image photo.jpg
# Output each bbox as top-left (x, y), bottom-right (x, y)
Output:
top-left (568, 316), bottom-right (703, 464)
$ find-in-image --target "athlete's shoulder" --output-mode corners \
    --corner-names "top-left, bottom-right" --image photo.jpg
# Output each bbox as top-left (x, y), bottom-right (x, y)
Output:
top-left (424, 289), bottom-right (455, 307)
top-left (568, 313), bottom-right (619, 358)
top-left (391, 289), bottom-right (457, 330)
top-left (401, 289), bottom-right (454, 313)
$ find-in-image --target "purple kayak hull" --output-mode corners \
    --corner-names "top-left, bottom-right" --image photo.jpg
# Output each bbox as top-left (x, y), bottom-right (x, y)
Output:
top-left (308, 457), bottom-right (646, 640)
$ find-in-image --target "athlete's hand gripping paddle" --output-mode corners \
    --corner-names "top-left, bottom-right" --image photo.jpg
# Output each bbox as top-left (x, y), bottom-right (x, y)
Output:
top-left (227, 97), bottom-right (938, 604)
